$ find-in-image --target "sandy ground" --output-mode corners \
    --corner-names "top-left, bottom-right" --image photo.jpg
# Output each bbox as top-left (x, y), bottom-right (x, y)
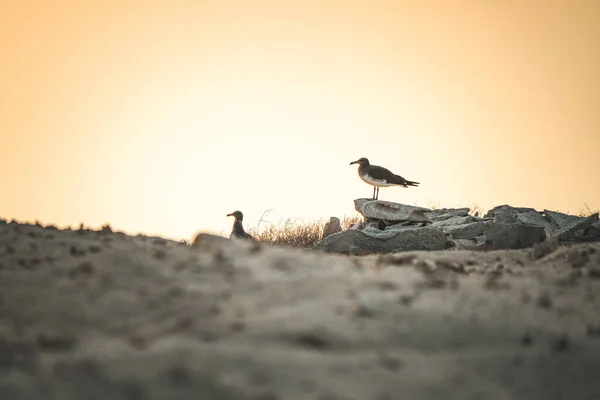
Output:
top-left (1, 221), bottom-right (600, 400)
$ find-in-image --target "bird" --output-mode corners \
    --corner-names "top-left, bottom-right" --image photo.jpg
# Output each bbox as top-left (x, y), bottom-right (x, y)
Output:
top-left (349, 157), bottom-right (419, 200)
top-left (226, 210), bottom-right (255, 240)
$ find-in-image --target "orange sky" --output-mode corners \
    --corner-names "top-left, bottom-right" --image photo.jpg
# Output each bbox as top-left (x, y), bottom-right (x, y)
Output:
top-left (1, 0), bottom-right (599, 240)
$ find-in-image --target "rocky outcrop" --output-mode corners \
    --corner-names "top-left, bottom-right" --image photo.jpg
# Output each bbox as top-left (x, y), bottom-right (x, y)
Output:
top-left (312, 199), bottom-right (600, 254)
top-left (311, 227), bottom-right (447, 254)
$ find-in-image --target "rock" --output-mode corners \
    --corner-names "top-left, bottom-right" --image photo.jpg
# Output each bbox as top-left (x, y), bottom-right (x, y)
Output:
top-left (431, 216), bottom-right (475, 227)
top-left (424, 208), bottom-right (470, 221)
top-left (384, 221), bottom-right (412, 230)
top-left (442, 222), bottom-right (486, 240)
top-left (311, 227), bottom-right (446, 254)
top-left (354, 199), bottom-right (431, 223)
top-left (494, 213), bottom-right (518, 223)
top-left (515, 211), bottom-right (555, 236)
top-left (365, 218), bottom-right (385, 230)
top-left (544, 210), bottom-right (583, 230)
top-left (589, 221), bottom-right (600, 237)
top-left (485, 205), bottom-right (538, 218)
top-left (550, 213), bottom-right (599, 241)
top-left (474, 234), bottom-right (487, 246)
top-left (445, 239), bottom-right (478, 250)
top-left (349, 222), bottom-right (364, 230)
top-left (484, 222), bottom-right (546, 250)
top-left (322, 217), bottom-right (342, 239)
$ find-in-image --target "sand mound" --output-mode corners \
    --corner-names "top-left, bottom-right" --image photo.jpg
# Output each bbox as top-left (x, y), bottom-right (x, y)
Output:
top-left (1, 221), bottom-right (600, 399)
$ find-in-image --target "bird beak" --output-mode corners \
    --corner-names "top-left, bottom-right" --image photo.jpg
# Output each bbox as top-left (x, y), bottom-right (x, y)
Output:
top-left (226, 213), bottom-right (233, 217)
top-left (349, 160), bottom-right (358, 165)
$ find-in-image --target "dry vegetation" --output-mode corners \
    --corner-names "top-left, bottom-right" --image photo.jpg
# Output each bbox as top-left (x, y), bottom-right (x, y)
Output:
top-left (246, 212), bottom-right (362, 248)
top-left (577, 203), bottom-right (599, 217)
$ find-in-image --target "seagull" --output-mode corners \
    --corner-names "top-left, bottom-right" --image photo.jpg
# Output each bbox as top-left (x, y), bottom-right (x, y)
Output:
top-left (349, 157), bottom-right (419, 200)
top-left (226, 210), bottom-right (255, 240)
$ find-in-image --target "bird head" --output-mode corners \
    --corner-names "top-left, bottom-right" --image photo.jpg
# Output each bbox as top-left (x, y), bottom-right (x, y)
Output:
top-left (226, 210), bottom-right (244, 221)
top-left (349, 157), bottom-right (370, 166)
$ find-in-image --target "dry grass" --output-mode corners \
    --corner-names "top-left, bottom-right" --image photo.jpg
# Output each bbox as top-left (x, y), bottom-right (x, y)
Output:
top-left (576, 203), bottom-right (600, 218)
top-left (246, 212), bottom-right (362, 249)
top-left (468, 204), bottom-right (486, 217)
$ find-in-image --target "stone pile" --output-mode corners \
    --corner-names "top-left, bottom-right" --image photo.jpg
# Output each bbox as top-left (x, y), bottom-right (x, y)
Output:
top-left (312, 199), bottom-right (600, 255)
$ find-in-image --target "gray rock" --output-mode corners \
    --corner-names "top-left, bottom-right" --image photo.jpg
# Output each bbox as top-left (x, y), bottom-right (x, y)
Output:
top-left (494, 212), bottom-right (519, 223)
top-left (425, 208), bottom-right (471, 221)
top-left (384, 221), bottom-right (413, 230)
top-left (363, 226), bottom-right (383, 234)
top-left (365, 218), bottom-right (385, 230)
top-left (551, 213), bottom-right (599, 240)
top-left (484, 222), bottom-right (546, 250)
top-left (442, 222), bottom-right (486, 240)
top-left (485, 205), bottom-right (538, 218)
top-left (322, 217), bottom-right (342, 239)
top-left (474, 234), bottom-right (487, 246)
top-left (311, 227), bottom-right (446, 254)
top-left (544, 210), bottom-right (584, 229)
top-left (431, 216), bottom-right (475, 227)
top-left (590, 221), bottom-right (600, 237)
top-left (445, 238), bottom-right (478, 250)
top-left (354, 199), bottom-right (431, 223)
top-left (515, 211), bottom-right (555, 236)
top-left (349, 222), bottom-right (364, 230)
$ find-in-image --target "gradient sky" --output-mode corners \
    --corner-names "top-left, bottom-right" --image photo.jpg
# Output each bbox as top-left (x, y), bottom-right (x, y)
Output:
top-left (2, 0), bottom-right (599, 240)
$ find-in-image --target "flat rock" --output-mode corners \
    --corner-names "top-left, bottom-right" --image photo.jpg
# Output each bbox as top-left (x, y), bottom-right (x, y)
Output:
top-left (431, 215), bottom-right (475, 227)
top-left (484, 222), bottom-right (546, 250)
top-left (442, 222), bottom-right (486, 240)
top-left (311, 227), bottom-right (446, 254)
top-left (485, 205), bottom-right (538, 218)
top-left (354, 199), bottom-right (431, 223)
top-left (551, 213), bottom-right (599, 240)
top-left (424, 208), bottom-right (470, 221)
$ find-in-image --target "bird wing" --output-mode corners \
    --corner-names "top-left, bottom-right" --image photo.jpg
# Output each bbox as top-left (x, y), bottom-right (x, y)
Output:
top-left (368, 165), bottom-right (407, 184)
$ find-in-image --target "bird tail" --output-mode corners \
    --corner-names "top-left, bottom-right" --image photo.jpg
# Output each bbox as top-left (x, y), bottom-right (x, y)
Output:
top-left (404, 180), bottom-right (420, 187)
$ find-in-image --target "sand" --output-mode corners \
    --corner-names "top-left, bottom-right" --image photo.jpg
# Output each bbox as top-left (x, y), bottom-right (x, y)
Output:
top-left (1, 221), bottom-right (600, 399)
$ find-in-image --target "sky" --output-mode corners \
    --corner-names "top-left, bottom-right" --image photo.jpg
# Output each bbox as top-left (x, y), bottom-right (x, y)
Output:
top-left (1, 0), bottom-right (599, 240)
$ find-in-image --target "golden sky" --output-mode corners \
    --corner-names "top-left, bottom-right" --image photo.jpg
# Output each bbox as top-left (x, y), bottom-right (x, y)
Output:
top-left (1, 0), bottom-right (599, 240)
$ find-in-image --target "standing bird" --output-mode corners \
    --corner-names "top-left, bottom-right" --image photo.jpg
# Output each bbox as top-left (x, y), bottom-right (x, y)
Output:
top-left (349, 157), bottom-right (420, 200)
top-left (226, 210), bottom-right (255, 240)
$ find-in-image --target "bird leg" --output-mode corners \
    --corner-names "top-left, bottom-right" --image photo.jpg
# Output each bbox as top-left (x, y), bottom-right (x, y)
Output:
top-left (374, 186), bottom-right (380, 200)
top-left (372, 185), bottom-right (377, 200)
